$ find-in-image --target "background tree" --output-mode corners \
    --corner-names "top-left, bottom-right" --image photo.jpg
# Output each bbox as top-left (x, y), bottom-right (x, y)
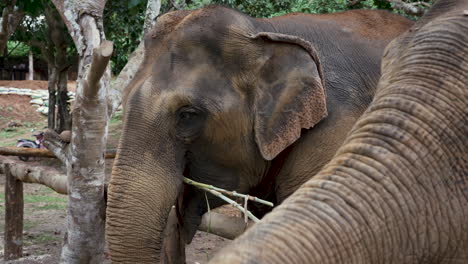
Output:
top-left (186, 0), bottom-right (433, 17)
top-left (43, 0), bottom-right (161, 262)
top-left (12, 0), bottom-right (75, 133)
top-left (103, 0), bottom-right (433, 73)
top-left (0, 0), bottom-right (24, 55)
top-left (103, 1), bottom-right (149, 75)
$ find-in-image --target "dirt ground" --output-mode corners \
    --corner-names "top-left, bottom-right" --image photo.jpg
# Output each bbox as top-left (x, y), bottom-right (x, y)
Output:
top-left (0, 81), bottom-right (233, 263)
top-left (0, 81), bottom-right (76, 91)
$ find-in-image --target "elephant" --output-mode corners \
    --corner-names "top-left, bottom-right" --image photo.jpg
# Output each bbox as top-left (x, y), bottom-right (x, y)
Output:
top-left (105, 5), bottom-right (413, 262)
top-left (210, 0), bottom-right (468, 263)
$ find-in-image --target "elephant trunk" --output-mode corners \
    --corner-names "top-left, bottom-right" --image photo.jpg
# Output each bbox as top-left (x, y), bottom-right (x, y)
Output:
top-left (106, 148), bottom-right (183, 263)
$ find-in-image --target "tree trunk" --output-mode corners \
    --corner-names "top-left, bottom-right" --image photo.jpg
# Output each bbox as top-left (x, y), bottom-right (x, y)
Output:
top-left (45, 0), bottom-right (164, 262)
top-left (56, 68), bottom-right (71, 133)
top-left (47, 67), bottom-right (57, 130)
top-left (49, 1), bottom-right (111, 262)
top-left (0, 1), bottom-right (25, 56)
top-left (28, 50), bottom-right (33, 80)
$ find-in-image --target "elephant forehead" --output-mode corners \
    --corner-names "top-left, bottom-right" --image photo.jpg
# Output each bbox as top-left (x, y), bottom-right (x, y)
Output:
top-left (134, 72), bottom-right (239, 117)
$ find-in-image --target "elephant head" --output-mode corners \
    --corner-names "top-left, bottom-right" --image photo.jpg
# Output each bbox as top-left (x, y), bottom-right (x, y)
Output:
top-left (210, 0), bottom-right (468, 263)
top-left (106, 7), bottom-right (327, 262)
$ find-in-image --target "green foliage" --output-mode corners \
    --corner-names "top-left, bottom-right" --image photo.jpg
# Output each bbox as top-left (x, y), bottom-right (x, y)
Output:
top-left (7, 41), bottom-right (30, 56)
top-left (10, 0), bottom-right (77, 63)
top-left (186, 0), bottom-right (350, 17)
top-left (104, 0), bottom-right (146, 75)
top-left (186, 0), bottom-right (430, 18)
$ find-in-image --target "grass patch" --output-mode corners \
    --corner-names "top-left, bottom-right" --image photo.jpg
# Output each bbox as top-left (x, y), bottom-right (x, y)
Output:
top-left (0, 128), bottom-right (24, 139)
top-left (24, 194), bottom-right (67, 204)
top-left (0, 120), bottom-right (46, 147)
top-left (0, 191), bottom-right (67, 205)
top-left (34, 233), bottom-right (60, 243)
top-left (24, 220), bottom-right (39, 230)
top-left (0, 127), bottom-right (34, 147)
top-left (23, 193), bottom-right (67, 211)
top-left (34, 203), bottom-right (67, 210)
top-left (24, 233), bottom-right (60, 247)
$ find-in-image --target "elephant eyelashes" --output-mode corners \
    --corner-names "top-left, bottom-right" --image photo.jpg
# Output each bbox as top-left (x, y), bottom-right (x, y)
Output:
top-left (179, 111), bottom-right (197, 120)
top-left (176, 106), bottom-right (206, 143)
top-left (177, 106), bottom-right (201, 123)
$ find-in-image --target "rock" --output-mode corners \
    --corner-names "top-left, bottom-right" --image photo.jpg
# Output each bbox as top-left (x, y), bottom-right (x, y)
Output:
top-left (7, 120), bottom-right (23, 127)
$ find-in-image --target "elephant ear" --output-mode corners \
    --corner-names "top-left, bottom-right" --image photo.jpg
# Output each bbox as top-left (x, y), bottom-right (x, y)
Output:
top-left (249, 32), bottom-right (327, 160)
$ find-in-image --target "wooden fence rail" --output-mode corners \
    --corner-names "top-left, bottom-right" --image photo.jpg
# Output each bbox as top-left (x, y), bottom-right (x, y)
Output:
top-left (0, 158), bottom-right (250, 261)
top-left (0, 147), bottom-right (116, 159)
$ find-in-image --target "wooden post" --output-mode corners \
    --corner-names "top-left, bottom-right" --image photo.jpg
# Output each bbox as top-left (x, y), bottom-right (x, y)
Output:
top-left (4, 163), bottom-right (24, 261)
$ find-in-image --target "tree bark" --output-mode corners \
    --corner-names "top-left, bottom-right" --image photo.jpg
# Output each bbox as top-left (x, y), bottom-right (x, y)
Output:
top-left (143, 0), bottom-right (161, 34)
top-left (47, 67), bottom-right (57, 130)
top-left (49, 1), bottom-right (111, 262)
top-left (0, 160), bottom-right (68, 195)
top-left (57, 68), bottom-right (71, 133)
top-left (4, 163), bottom-right (24, 261)
top-left (45, 3), bottom-right (72, 133)
top-left (28, 50), bottom-right (33, 80)
top-left (46, 0), bottom-right (169, 262)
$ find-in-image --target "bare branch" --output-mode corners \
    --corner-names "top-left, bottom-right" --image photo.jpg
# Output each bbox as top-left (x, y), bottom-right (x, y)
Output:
top-left (347, 0), bottom-right (430, 16)
top-left (0, 147), bottom-right (56, 158)
top-left (389, 0), bottom-right (428, 16)
top-left (183, 177), bottom-right (274, 207)
top-left (0, 146), bottom-right (117, 159)
top-left (0, 161), bottom-right (68, 194)
top-left (108, 0), bottom-right (162, 115)
top-left (30, 39), bottom-right (55, 67)
top-left (184, 178), bottom-right (262, 222)
top-left (108, 41), bottom-right (145, 115)
top-left (42, 128), bottom-right (69, 163)
top-left (84, 40), bottom-right (113, 98)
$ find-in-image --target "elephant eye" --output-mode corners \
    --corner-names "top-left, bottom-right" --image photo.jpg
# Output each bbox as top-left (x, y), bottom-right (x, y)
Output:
top-left (176, 106), bottom-right (203, 125)
top-left (176, 106), bottom-right (206, 143)
top-left (179, 111), bottom-right (197, 120)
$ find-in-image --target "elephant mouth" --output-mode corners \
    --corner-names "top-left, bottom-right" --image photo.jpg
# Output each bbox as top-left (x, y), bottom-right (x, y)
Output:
top-left (170, 164), bottom-right (199, 243)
